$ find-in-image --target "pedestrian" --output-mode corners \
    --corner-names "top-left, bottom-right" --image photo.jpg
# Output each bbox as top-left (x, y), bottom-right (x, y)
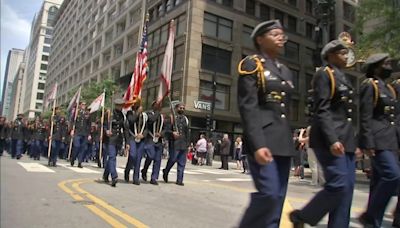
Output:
top-left (49, 107), bottom-right (67, 167)
top-left (358, 53), bottom-right (400, 228)
top-left (234, 136), bottom-right (243, 170)
top-left (103, 98), bottom-right (126, 187)
top-left (195, 134), bottom-right (207, 166)
top-left (289, 40), bottom-right (358, 228)
top-left (0, 117), bottom-right (8, 156)
top-left (70, 102), bottom-right (91, 168)
top-left (241, 138), bottom-right (249, 174)
top-left (141, 101), bottom-right (164, 185)
top-left (11, 114), bottom-right (27, 159)
top-left (293, 130), bottom-right (305, 179)
top-left (219, 134), bottom-right (231, 170)
top-left (237, 19), bottom-right (295, 227)
top-left (162, 102), bottom-right (190, 186)
top-left (206, 139), bottom-right (214, 166)
top-left (124, 102), bottom-right (147, 185)
top-left (391, 77), bottom-right (400, 228)
top-left (31, 117), bottom-right (47, 161)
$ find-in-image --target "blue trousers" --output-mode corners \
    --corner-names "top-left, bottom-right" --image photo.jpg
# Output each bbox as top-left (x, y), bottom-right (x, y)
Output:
top-left (72, 135), bottom-right (88, 164)
top-left (298, 150), bottom-right (355, 227)
top-left (164, 149), bottom-right (187, 183)
top-left (50, 140), bottom-right (62, 164)
top-left (11, 139), bottom-right (24, 158)
top-left (0, 138), bottom-right (6, 155)
top-left (365, 150), bottom-right (400, 227)
top-left (143, 143), bottom-right (163, 181)
top-left (239, 156), bottom-right (291, 228)
top-left (103, 144), bottom-right (118, 180)
top-left (125, 140), bottom-right (145, 182)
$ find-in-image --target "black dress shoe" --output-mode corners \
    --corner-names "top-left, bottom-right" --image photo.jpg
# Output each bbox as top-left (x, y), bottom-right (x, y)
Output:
top-left (358, 212), bottom-right (375, 228)
top-left (133, 180), bottom-right (140, 185)
top-left (70, 160), bottom-right (74, 166)
top-left (103, 175), bottom-right (109, 183)
top-left (141, 169), bottom-right (147, 182)
top-left (162, 169), bottom-right (168, 183)
top-left (111, 179), bottom-right (117, 187)
top-left (150, 180), bottom-right (158, 185)
top-left (16, 156), bottom-right (21, 160)
top-left (176, 182), bottom-right (184, 186)
top-left (289, 210), bottom-right (305, 228)
top-left (77, 163), bottom-right (83, 168)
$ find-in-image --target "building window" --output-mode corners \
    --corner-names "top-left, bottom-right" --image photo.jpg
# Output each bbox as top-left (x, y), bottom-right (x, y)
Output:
top-left (42, 55), bottom-right (49, 61)
top-left (260, 4), bottom-right (270, 20)
top-left (289, 99), bottom-right (299, 121)
top-left (246, 0), bottom-right (256, 16)
top-left (45, 29), bottom-right (53, 35)
top-left (35, 103), bottom-right (43, 110)
top-left (306, 73), bottom-right (313, 92)
top-left (306, 23), bottom-right (314, 39)
top-left (274, 10), bottom-right (285, 24)
top-left (160, 24), bottom-right (168, 44)
top-left (288, 0), bottom-right (297, 7)
top-left (305, 0), bottom-right (313, 15)
top-left (242, 25), bottom-right (253, 47)
top-left (288, 15), bottom-right (297, 33)
top-left (203, 12), bottom-right (233, 41)
top-left (290, 69), bottom-right (299, 91)
top-left (199, 80), bottom-right (230, 110)
top-left (38, 83), bottom-right (45, 90)
top-left (43, 46), bottom-right (51, 53)
top-left (176, 14), bottom-right (186, 36)
top-left (44, 37), bottom-right (52, 44)
top-left (222, 0), bottom-right (233, 7)
top-left (36, 93), bottom-right (44, 100)
top-left (173, 45), bottom-right (185, 71)
top-left (343, 2), bottom-right (355, 23)
top-left (201, 44), bottom-right (232, 75)
top-left (40, 64), bottom-right (48, 71)
top-left (171, 79), bottom-right (182, 101)
top-left (305, 47), bottom-right (314, 67)
top-left (166, 0), bottom-right (173, 11)
top-left (284, 41), bottom-right (299, 62)
top-left (47, 6), bottom-right (58, 26)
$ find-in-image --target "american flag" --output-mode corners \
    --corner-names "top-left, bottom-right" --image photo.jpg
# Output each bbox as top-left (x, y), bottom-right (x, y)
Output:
top-left (124, 15), bottom-right (149, 107)
top-left (67, 86), bottom-right (81, 122)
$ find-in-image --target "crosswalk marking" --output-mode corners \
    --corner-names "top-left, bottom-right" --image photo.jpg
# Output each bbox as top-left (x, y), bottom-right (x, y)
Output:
top-left (216, 178), bottom-right (252, 182)
top-left (57, 163), bottom-right (101, 174)
top-left (17, 162), bottom-right (55, 173)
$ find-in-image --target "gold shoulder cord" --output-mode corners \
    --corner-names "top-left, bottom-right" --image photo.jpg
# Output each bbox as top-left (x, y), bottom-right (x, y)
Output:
top-left (362, 78), bottom-right (379, 107)
top-left (238, 55), bottom-right (266, 93)
top-left (387, 84), bottom-right (397, 99)
top-left (324, 66), bottom-right (336, 99)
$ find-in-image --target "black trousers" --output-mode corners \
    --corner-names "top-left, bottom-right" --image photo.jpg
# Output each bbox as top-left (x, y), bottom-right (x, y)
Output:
top-left (221, 155), bottom-right (229, 170)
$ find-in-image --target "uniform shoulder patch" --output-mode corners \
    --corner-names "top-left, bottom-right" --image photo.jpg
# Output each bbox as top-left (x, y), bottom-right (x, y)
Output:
top-left (238, 55), bottom-right (263, 75)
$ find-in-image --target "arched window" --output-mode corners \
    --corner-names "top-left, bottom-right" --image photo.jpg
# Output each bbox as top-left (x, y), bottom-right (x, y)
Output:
top-left (47, 6), bottom-right (59, 26)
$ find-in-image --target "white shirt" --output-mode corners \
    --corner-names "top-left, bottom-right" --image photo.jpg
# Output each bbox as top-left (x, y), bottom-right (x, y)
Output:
top-left (196, 138), bottom-right (207, 153)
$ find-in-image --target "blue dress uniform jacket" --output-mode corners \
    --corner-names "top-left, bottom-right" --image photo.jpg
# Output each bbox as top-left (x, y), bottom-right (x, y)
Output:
top-left (104, 110), bottom-right (125, 146)
top-left (173, 114), bottom-right (189, 151)
top-left (359, 78), bottom-right (398, 151)
top-left (11, 119), bottom-right (26, 140)
top-left (391, 79), bottom-right (400, 148)
top-left (309, 65), bottom-right (357, 152)
top-left (52, 116), bottom-right (68, 141)
top-left (75, 110), bottom-right (91, 136)
top-left (237, 54), bottom-right (295, 157)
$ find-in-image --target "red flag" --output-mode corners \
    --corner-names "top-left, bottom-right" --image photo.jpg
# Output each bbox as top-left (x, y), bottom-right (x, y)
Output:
top-left (44, 82), bottom-right (58, 109)
top-left (157, 20), bottom-right (175, 103)
top-left (124, 16), bottom-right (149, 107)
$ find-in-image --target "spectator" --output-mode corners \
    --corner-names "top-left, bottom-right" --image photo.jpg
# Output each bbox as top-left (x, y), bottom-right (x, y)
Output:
top-left (206, 139), bottom-right (214, 166)
top-left (234, 137), bottom-right (243, 170)
top-left (219, 134), bottom-right (231, 170)
top-left (195, 135), bottom-right (207, 165)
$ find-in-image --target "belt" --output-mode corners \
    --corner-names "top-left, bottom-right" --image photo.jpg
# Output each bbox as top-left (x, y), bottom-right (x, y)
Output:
top-left (264, 92), bottom-right (283, 103)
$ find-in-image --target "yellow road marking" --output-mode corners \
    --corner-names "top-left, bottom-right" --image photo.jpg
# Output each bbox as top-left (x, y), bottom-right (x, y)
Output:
top-left (58, 179), bottom-right (87, 201)
top-left (85, 204), bottom-right (127, 228)
top-left (72, 180), bottom-right (149, 228)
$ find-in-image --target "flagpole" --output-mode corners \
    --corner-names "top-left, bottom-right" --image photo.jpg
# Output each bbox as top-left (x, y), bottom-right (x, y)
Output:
top-left (167, 96), bottom-right (178, 131)
top-left (68, 87), bottom-right (81, 160)
top-left (47, 98), bottom-right (56, 159)
top-left (99, 91), bottom-right (105, 168)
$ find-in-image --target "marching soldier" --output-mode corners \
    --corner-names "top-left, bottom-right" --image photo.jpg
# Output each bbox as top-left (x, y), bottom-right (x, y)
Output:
top-left (162, 102), bottom-right (189, 186)
top-left (237, 20), bottom-right (295, 227)
top-left (391, 77), bottom-right (400, 227)
top-left (70, 102), bottom-right (91, 168)
top-left (11, 114), bottom-right (27, 159)
top-left (103, 98), bottom-right (126, 187)
top-left (141, 101), bottom-right (164, 185)
top-left (0, 117), bottom-right (8, 156)
top-left (50, 107), bottom-right (67, 166)
top-left (124, 101), bottom-right (148, 185)
top-left (32, 117), bottom-right (47, 161)
top-left (358, 53), bottom-right (400, 228)
top-left (290, 40), bottom-right (359, 228)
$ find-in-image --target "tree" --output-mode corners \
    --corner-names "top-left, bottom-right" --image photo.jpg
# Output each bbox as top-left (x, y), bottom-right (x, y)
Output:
top-left (355, 0), bottom-right (400, 59)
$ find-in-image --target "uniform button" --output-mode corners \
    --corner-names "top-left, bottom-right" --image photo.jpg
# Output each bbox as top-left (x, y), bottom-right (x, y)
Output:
top-left (349, 99), bottom-right (353, 103)
top-left (281, 92), bottom-right (286, 96)
top-left (281, 81), bottom-right (286, 85)
top-left (349, 90), bottom-right (354, 94)
top-left (347, 118), bottom-right (352, 122)
top-left (348, 109), bottom-right (352, 113)
top-left (281, 114), bottom-right (286, 118)
top-left (391, 122), bottom-right (395, 125)
top-left (390, 114), bottom-right (395, 117)
top-left (391, 106), bottom-right (395, 110)
top-left (281, 103), bottom-right (285, 108)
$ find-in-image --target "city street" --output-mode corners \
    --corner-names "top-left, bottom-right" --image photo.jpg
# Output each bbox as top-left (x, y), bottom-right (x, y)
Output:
top-left (1, 154), bottom-right (396, 228)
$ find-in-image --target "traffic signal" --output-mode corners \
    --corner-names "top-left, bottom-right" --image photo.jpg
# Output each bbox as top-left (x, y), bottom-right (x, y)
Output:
top-left (206, 114), bottom-right (211, 129)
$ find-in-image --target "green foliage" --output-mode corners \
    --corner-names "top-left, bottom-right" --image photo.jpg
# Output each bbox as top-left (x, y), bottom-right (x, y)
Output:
top-left (355, 0), bottom-right (400, 59)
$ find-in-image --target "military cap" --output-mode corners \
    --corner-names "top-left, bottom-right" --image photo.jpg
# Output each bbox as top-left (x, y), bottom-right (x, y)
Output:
top-left (114, 98), bottom-right (125, 105)
top-left (361, 53), bottom-right (390, 73)
top-left (321, 40), bottom-right (348, 60)
top-left (17, 113), bottom-right (24, 117)
top-left (174, 102), bottom-right (184, 109)
top-left (251, 20), bottom-right (283, 40)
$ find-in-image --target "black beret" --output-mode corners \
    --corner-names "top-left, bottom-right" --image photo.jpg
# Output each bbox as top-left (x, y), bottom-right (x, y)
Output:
top-left (321, 40), bottom-right (348, 60)
top-left (361, 53), bottom-right (389, 73)
top-left (251, 20), bottom-right (283, 40)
